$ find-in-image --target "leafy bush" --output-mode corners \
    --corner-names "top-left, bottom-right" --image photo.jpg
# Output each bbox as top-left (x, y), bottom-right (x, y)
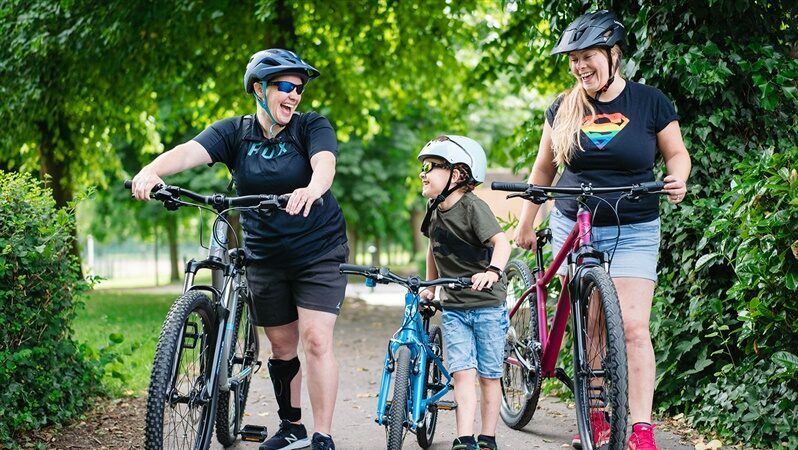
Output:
top-left (620, 2), bottom-right (798, 447)
top-left (0, 171), bottom-right (100, 448)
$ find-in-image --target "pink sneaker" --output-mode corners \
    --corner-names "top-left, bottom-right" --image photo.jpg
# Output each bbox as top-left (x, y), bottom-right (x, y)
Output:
top-left (571, 410), bottom-right (611, 449)
top-left (627, 423), bottom-right (658, 450)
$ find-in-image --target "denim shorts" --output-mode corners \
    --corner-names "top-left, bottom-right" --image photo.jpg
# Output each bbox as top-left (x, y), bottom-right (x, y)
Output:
top-left (441, 306), bottom-right (509, 379)
top-left (549, 207), bottom-right (660, 282)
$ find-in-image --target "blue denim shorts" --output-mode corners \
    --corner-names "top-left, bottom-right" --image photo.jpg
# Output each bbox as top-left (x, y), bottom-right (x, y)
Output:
top-left (549, 207), bottom-right (661, 282)
top-left (441, 306), bottom-right (509, 379)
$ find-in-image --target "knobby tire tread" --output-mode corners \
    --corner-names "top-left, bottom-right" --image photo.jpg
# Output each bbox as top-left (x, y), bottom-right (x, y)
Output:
top-left (144, 291), bottom-right (216, 450)
top-left (573, 267), bottom-right (628, 450)
top-left (387, 347), bottom-right (411, 450)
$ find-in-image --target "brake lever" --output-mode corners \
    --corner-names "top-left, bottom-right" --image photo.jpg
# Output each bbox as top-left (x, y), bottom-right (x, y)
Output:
top-left (152, 188), bottom-right (182, 211)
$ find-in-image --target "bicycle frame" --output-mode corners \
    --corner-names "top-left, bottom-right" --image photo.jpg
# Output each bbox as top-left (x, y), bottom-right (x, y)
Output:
top-left (507, 205), bottom-right (608, 379)
top-left (174, 215), bottom-right (250, 447)
top-left (375, 290), bottom-right (452, 431)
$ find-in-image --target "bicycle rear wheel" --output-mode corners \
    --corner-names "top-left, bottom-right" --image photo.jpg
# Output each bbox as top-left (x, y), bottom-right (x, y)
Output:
top-left (215, 286), bottom-right (260, 446)
top-left (500, 259), bottom-right (542, 429)
top-left (572, 267), bottom-right (628, 450)
top-left (386, 346), bottom-right (410, 450)
top-left (145, 291), bottom-right (217, 450)
top-left (416, 325), bottom-right (442, 449)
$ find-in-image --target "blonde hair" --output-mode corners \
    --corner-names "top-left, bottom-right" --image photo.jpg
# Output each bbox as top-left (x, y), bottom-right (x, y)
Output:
top-left (550, 45), bottom-right (623, 166)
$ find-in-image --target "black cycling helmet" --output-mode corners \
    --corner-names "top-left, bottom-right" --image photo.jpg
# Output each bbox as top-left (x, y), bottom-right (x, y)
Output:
top-left (550, 10), bottom-right (625, 55)
top-left (243, 49), bottom-right (320, 94)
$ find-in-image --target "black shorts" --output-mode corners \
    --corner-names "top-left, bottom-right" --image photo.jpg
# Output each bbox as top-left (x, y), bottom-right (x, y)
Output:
top-left (246, 242), bottom-right (349, 327)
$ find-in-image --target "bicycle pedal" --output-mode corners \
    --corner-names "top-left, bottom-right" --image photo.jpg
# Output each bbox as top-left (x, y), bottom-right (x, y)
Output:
top-left (434, 400), bottom-right (457, 410)
top-left (239, 424), bottom-right (268, 442)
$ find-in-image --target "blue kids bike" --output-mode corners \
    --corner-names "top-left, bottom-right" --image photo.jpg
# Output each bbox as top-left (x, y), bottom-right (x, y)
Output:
top-left (339, 264), bottom-right (472, 450)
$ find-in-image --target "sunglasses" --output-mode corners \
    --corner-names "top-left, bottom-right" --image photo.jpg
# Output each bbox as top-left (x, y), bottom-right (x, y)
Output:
top-left (267, 80), bottom-right (305, 95)
top-left (421, 161), bottom-right (450, 174)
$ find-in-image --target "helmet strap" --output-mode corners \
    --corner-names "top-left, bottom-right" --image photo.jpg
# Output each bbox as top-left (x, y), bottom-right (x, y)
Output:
top-left (254, 81), bottom-right (286, 137)
top-left (594, 48), bottom-right (615, 102)
top-left (420, 168), bottom-right (468, 237)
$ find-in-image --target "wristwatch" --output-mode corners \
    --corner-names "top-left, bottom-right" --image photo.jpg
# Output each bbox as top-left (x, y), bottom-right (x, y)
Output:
top-left (485, 265), bottom-right (504, 278)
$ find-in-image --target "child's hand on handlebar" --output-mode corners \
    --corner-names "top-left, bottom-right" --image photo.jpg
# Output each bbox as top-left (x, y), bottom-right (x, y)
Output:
top-left (471, 271), bottom-right (499, 291)
top-left (420, 287), bottom-right (436, 301)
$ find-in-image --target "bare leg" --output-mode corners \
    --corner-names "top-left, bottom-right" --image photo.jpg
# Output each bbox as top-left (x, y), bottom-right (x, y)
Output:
top-left (478, 377), bottom-right (502, 437)
top-left (613, 277), bottom-right (656, 425)
top-left (297, 307), bottom-right (339, 434)
top-left (453, 368), bottom-right (477, 437)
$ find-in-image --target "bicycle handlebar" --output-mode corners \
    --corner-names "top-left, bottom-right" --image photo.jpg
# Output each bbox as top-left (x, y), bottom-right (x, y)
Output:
top-left (339, 263), bottom-right (473, 291)
top-left (124, 180), bottom-right (323, 211)
top-left (490, 181), bottom-right (666, 204)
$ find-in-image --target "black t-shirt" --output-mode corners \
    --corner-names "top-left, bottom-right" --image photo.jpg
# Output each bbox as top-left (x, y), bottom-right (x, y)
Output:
top-left (546, 80), bottom-right (679, 225)
top-left (194, 112), bottom-right (347, 266)
top-left (430, 192), bottom-right (507, 310)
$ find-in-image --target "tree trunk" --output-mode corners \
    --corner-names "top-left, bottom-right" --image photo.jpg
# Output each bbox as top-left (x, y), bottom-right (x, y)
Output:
top-left (165, 214), bottom-right (180, 282)
top-left (264, 0), bottom-right (297, 48)
top-left (226, 213), bottom-right (242, 250)
top-left (37, 119), bottom-right (82, 275)
top-left (410, 208), bottom-right (425, 259)
top-left (347, 225), bottom-right (357, 265)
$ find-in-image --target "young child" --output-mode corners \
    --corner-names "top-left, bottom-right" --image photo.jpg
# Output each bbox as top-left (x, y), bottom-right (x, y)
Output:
top-left (417, 135), bottom-right (511, 450)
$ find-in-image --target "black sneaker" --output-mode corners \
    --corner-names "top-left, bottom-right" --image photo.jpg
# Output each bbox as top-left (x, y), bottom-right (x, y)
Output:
top-left (477, 434), bottom-right (498, 450)
top-left (452, 435), bottom-right (478, 450)
top-left (259, 420), bottom-right (310, 450)
top-left (311, 432), bottom-right (335, 450)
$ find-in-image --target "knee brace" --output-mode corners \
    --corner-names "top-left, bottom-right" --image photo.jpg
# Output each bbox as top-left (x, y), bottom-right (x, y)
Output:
top-left (267, 357), bottom-right (301, 422)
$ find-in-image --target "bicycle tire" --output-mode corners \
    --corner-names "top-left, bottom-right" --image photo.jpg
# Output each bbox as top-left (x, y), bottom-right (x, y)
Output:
top-left (416, 325), bottom-right (442, 449)
top-left (500, 259), bottom-right (542, 429)
top-left (215, 287), bottom-right (259, 446)
top-left (572, 267), bottom-right (628, 450)
top-left (386, 346), bottom-right (411, 450)
top-left (145, 290), bottom-right (217, 450)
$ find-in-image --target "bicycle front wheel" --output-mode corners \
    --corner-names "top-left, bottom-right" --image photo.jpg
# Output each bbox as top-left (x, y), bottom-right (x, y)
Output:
top-left (215, 287), bottom-right (260, 446)
top-left (500, 259), bottom-right (542, 429)
top-left (572, 267), bottom-right (628, 450)
top-left (416, 325), bottom-right (442, 449)
top-left (386, 346), bottom-right (410, 450)
top-left (145, 291), bottom-right (217, 450)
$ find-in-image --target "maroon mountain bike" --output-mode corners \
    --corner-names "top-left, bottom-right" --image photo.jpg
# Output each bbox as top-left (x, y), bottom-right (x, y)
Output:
top-left (491, 181), bottom-right (664, 450)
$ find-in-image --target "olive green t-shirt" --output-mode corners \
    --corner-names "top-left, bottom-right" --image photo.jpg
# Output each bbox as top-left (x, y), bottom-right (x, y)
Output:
top-left (430, 192), bottom-right (507, 309)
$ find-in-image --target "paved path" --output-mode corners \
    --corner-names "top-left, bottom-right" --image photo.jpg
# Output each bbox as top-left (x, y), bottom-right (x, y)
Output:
top-left (206, 283), bottom-right (694, 450)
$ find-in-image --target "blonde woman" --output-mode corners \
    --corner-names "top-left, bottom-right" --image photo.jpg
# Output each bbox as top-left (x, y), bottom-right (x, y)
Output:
top-left (513, 10), bottom-right (691, 450)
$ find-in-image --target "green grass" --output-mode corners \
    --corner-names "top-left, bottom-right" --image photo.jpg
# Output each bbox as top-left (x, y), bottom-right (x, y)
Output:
top-left (73, 290), bottom-right (176, 397)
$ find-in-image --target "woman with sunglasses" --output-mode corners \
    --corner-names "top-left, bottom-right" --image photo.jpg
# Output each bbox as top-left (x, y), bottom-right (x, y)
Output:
top-left (131, 48), bottom-right (347, 450)
top-left (513, 11), bottom-right (690, 450)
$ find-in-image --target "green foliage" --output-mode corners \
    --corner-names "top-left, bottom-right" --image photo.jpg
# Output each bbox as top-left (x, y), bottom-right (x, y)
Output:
top-left (621, 2), bottom-right (798, 446)
top-left (73, 291), bottom-right (175, 396)
top-left (0, 171), bottom-right (101, 448)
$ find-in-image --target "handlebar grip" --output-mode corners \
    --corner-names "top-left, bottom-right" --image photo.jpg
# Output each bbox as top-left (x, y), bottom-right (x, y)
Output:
top-left (491, 182), bottom-right (529, 192)
top-left (275, 194), bottom-right (324, 208)
top-left (457, 276), bottom-right (472, 285)
top-left (339, 263), bottom-right (378, 274)
top-left (639, 180), bottom-right (665, 191)
top-left (124, 180), bottom-right (133, 189)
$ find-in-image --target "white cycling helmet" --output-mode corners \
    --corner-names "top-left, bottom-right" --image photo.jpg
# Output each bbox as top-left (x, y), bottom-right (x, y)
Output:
top-left (417, 135), bottom-right (487, 184)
